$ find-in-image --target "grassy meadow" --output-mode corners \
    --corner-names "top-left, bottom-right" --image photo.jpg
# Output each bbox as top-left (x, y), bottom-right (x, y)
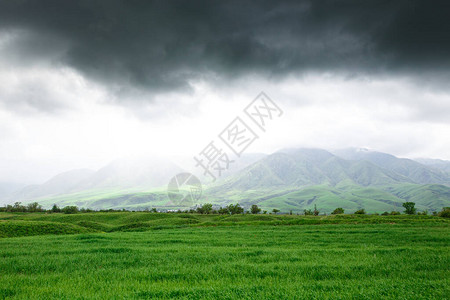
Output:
top-left (0, 212), bottom-right (449, 299)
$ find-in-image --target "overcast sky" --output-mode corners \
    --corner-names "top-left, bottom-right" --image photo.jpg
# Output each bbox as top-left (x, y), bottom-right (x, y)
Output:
top-left (0, 0), bottom-right (449, 184)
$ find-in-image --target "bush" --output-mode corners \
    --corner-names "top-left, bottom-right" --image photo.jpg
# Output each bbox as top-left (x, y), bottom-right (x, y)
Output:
top-left (354, 209), bottom-right (366, 215)
top-left (331, 208), bottom-right (344, 215)
top-left (438, 207), bottom-right (450, 218)
top-left (381, 211), bottom-right (389, 216)
top-left (402, 202), bottom-right (416, 215)
top-left (390, 211), bottom-right (401, 215)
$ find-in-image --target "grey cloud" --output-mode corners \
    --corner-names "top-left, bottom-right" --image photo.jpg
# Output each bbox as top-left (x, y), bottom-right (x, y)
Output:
top-left (0, 78), bottom-right (70, 115)
top-left (0, 0), bottom-right (449, 97)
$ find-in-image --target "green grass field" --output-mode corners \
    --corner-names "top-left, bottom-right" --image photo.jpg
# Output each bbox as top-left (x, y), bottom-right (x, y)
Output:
top-left (0, 213), bottom-right (449, 299)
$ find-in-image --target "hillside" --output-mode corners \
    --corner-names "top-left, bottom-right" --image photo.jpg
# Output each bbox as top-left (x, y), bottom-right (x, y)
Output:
top-left (206, 149), bottom-right (450, 213)
top-left (5, 148), bottom-right (450, 213)
top-left (415, 158), bottom-right (450, 174)
top-left (333, 148), bottom-right (450, 184)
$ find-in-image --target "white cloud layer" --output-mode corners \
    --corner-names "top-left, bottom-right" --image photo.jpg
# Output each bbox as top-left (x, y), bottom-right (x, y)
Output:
top-left (0, 64), bottom-right (449, 184)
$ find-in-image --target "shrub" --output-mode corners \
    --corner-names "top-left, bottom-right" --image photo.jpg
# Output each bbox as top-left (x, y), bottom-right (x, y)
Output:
top-left (390, 211), bottom-right (401, 215)
top-left (331, 208), bottom-right (344, 215)
top-left (272, 209), bottom-right (280, 214)
top-left (354, 209), bottom-right (366, 215)
top-left (381, 211), bottom-right (389, 216)
top-left (438, 207), bottom-right (450, 218)
top-left (402, 202), bottom-right (416, 215)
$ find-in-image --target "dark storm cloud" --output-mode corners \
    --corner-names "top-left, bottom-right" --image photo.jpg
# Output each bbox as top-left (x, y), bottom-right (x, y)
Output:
top-left (0, 0), bottom-right (449, 94)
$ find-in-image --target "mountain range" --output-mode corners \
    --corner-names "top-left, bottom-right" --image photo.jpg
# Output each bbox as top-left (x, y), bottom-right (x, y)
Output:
top-left (2, 148), bottom-right (450, 213)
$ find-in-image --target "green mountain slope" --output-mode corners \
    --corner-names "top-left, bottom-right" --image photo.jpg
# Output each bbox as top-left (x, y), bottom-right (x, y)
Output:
top-left (11, 148), bottom-right (450, 213)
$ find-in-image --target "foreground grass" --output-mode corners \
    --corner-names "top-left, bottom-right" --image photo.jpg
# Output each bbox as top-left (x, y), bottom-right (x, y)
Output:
top-left (0, 216), bottom-right (449, 299)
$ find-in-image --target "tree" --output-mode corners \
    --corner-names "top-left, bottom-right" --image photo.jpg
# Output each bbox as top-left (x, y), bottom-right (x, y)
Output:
top-left (27, 202), bottom-right (43, 212)
top-left (313, 204), bottom-right (319, 216)
top-left (13, 202), bottom-right (26, 212)
top-left (197, 203), bottom-right (213, 214)
top-left (354, 209), bottom-right (366, 214)
top-left (62, 206), bottom-right (79, 214)
top-left (304, 209), bottom-right (313, 215)
top-left (51, 204), bottom-right (61, 213)
top-left (218, 206), bottom-right (230, 215)
top-left (402, 202), bottom-right (416, 215)
top-left (331, 208), bottom-right (344, 215)
top-left (227, 204), bottom-right (244, 215)
top-left (251, 205), bottom-right (261, 214)
top-left (272, 208), bottom-right (280, 214)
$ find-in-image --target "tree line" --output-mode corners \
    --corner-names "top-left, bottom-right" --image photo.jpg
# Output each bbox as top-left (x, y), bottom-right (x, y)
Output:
top-left (1, 201), bottom-right (449, 217)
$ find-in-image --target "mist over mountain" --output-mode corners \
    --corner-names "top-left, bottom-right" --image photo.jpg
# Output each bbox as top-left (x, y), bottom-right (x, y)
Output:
top-left (8, 157), bottom-right (183, 202)
top-left (0, 182), bottom-right (24, 205)
top-left (207, 148), bottom-right (450, 213)
top-left (3, 147), bottom-right (449, 213)
top-left (414, 158), bottom-right (450, 174)
top-left (12, 169), bottom-right (95, 201)
top-left (212, 148), bottom-right (450, 190)
top-left (332, 148), bottom-right (450, 184)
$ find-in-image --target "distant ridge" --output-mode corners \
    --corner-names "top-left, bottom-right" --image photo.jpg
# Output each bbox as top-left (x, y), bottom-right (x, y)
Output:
top-left (5, 148), bottom-right (450, 213)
